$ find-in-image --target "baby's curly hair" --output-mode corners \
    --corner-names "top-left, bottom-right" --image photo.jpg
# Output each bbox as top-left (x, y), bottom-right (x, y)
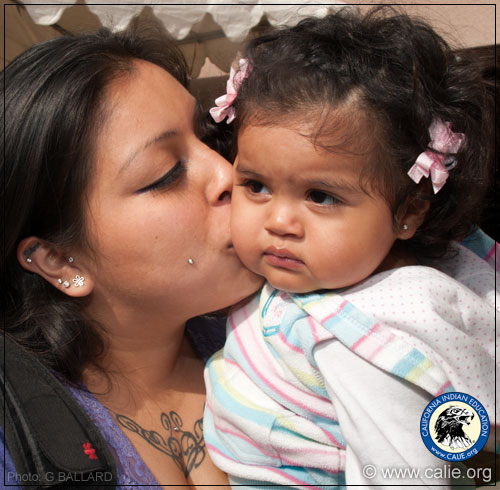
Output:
top-left (232, 7), bottom-right (493, 259)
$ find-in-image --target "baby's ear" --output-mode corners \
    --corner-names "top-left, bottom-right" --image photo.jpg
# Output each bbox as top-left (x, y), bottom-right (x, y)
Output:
top-left (17, 237), bottom-right (94, 297)
top-left (395, 196), bottom-right (431, 240)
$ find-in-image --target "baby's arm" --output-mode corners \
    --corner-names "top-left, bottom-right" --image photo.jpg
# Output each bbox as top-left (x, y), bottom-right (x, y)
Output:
top-left (314, 340), bottom-right (474, 490)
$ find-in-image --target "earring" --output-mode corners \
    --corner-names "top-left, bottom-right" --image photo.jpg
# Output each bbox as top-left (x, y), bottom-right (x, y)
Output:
top-left (23, 242), bottom-right (40, 263)
top-left (72, 275), bottom-right (85, 287)
top-left (187, 258), bottom-right (194, 265)
top-left (68, 256), bottom-right (74, 263)
top-left (402, 224), bottom-right (408, 231)
top-left (58, 279), bottom-right (70, 288)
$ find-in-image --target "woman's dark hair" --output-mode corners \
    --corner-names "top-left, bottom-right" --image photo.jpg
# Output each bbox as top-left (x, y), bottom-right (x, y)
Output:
top-left (232, 7), bottom-right (493, 259)
top-left (1, 19), bottom-right (188, 382)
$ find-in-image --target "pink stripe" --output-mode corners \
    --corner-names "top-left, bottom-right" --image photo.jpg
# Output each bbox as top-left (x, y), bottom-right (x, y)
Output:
top-left (277, 331), bottom-right (304, 354)
top-left (485, 243), bottom-right (496, 262)
top-left (366, 332), bottom-right (395, 362)
top-left (321, 300), bottom-right (348, 323)
top-left (214, 421), bottom-right (338, 466)
top-left (230, 309), bottom-right (329, 418)
top-left (309, 316), bottom-right (321, 344)
top-left (436, 381), bottom-right (452, 396)
top-left (207, 402), bottom-right (345, 471)
top-left (206, 444), bottom-right (324, 490)
top-left (308, 317), bottom-right (345, 448)
top-left (212, 425), bottom-right (277, 459)
top-left (224, 357), bottom-right (241, 368)
top-left (351, 323), bottom-right (380, 351)
top-left (228, 305), bottom-right (343, 448)
top-left (221, 357), bottom-right (338, 430)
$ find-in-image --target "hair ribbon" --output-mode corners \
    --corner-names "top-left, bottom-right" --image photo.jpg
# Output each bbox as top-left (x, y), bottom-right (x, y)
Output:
top-left (407, 118), bottom-right (465, 193)
top-left (209, 58), bottom-right (250, 124)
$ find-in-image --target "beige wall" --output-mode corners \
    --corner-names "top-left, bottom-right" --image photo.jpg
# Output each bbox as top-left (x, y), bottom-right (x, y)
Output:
top-left (1, 2), bottom-right (497, 70)
top-left (357, 1), bottom-right (496, 48)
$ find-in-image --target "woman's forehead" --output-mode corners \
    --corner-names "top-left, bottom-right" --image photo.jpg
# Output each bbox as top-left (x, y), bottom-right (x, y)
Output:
top-left (84, 60), bottom-right (195, 191)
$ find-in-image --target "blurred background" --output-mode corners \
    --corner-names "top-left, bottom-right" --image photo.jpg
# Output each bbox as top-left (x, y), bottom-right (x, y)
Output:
top-left (1, 1), bottom-right (496, 104)
top-left (1, 1), bottom-right (497, 239)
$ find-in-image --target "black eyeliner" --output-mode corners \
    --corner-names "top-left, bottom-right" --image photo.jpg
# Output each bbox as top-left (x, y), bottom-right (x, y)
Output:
top-left (135, 161), bottom-right (186, 194)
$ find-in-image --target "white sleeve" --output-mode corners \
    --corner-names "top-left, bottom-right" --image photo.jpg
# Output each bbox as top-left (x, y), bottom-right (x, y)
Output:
top-left (314, 340), bottom-right (474, 490)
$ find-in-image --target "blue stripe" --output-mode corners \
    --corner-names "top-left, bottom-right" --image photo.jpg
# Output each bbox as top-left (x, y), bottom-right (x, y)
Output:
top-left (391, 348), bottom-right (426, 379)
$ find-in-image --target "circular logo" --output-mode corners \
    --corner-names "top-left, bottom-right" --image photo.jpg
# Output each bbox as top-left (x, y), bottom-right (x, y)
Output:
top-left (420, 392), bottom-right (489, 461)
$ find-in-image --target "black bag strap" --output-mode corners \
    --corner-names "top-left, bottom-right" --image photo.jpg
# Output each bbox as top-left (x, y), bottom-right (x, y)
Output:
top-left (0, 335), bottom-right (117, 489)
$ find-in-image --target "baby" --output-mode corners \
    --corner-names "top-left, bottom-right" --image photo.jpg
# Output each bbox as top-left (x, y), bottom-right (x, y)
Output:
top-left (205, 9), bottom-right (498, 488)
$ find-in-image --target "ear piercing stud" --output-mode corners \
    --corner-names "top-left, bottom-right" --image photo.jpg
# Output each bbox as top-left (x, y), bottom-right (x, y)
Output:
top-left (402, 224), bottom-right (408, 231)
top-left (23, 242), bottom-right (40, 263)
top-left (72, 275), bottom-right (85, 287)
top-left (58, 276), bottom-right (84, 288)
top-left (56, 255), bottom-right (84, 288)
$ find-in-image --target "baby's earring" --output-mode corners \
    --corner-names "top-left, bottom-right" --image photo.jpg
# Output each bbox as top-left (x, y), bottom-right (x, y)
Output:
top-left (402, 224), bottom-right (409, 231)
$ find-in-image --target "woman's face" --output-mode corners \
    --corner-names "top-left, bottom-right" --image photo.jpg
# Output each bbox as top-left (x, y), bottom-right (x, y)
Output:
top-left (83, 60), bottom-right (262, 322)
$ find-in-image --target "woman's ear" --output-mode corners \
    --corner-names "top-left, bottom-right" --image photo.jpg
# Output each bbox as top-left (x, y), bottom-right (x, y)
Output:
top-left (395, 197), bottom-right (431, 240)
top-left (17, 237), bottom-right (94, 297)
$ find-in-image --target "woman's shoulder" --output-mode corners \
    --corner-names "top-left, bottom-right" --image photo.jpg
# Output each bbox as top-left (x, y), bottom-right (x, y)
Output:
top-left (0, 428), bottom-right (21, 489)
top-left (0, 336), bottom-right (117, 488)
top-left (186, 315), bottom-right (227, 363)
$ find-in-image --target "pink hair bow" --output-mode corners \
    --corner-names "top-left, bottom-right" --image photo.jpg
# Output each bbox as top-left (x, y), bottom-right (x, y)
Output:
top-left (209, 58), bottom-right (250, 124)
top-left (407, 118), bottom-right (465, 193)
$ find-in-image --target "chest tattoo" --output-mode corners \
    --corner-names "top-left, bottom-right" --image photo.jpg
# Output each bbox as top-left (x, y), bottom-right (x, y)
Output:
top-left (113, 410), bottom-right (205, 478)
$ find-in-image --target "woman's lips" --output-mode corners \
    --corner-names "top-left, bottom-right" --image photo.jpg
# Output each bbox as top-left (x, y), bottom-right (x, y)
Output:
top-left (263, 247), bottom-right (304, 270)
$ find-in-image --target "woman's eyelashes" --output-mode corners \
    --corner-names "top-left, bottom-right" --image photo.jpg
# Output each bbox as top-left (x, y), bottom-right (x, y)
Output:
top-left (135, 160), bottom-right (186, 194)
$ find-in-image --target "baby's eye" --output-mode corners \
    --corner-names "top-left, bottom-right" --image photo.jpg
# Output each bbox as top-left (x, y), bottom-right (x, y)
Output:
top-left (307, 190), bottom-right (340, 206)
top-left (240, 179), bottom-right (270, 195)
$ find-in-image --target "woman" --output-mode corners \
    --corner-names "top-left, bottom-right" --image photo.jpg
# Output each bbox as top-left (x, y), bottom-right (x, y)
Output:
top-left (1, 19), bottom-right (263, 488)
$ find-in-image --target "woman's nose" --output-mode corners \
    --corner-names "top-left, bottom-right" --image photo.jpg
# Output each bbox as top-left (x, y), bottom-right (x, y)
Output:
top-left (203, 145), bottom-right (233, 205)
top-left (264, 202), bottom-right (304, 238)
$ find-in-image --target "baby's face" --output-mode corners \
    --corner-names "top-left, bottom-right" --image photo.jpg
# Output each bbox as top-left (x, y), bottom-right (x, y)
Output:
top-left (231, 123), bottom-right (403, 293)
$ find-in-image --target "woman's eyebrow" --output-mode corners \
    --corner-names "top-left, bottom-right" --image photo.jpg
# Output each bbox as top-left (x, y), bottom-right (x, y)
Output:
top-left (119, 130), bottom-right (178, 175)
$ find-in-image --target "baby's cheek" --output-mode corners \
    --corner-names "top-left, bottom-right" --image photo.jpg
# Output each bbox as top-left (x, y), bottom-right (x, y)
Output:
top-left (230, 204), bottom-right (263, 273)
top-left (233, 237), bottom-right (259, 273)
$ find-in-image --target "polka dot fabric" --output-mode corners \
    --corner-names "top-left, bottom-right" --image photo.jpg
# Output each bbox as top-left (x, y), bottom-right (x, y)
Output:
top-left (343, 242), bottom-right (498, 420)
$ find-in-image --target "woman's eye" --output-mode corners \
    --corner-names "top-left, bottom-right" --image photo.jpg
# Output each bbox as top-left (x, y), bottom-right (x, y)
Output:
top-left (240, 179), bottom-right (270, 195)
top-left (135, 160), bottom-right (186, 194)
top-left (307, 190), bottom-right (339, 206)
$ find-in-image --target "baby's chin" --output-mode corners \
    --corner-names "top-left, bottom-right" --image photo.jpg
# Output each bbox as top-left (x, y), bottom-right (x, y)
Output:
top-left (266, 276), bottom-right (319, 294)
top-left (243, 261), bottom-right (325, 294)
